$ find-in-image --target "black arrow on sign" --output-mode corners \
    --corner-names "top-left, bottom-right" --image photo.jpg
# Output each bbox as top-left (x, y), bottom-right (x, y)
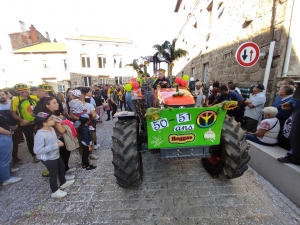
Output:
top-left (242, 49), bottom-right (248, 60)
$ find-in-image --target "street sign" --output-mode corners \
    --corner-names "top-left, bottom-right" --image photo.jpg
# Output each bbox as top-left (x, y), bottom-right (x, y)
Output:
top-left (235, 42), bottom-right (260, 67)
top-left (239, 86), bottom-right (253, 99)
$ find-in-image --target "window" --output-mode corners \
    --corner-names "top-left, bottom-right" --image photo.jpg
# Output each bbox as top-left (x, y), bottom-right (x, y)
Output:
top-left (99, 78), bottom-right (107, 84)
top-left (191, 67), bottom-right (195, 78)
top-left (63, 59), bottom-right (69, 71)
top-left (81, 55), bottom-right (90, 68)
top-left (207, 1), bottom-right (213, 29)
top-left (181, 71), bottom-right (184, 77)
top-left (98, 55), bottom-right (106, 68)
top-left (203, 63), bottom-right (209, 83)
top-left (115, 76), bottom-right (123, 85)
top-left (83, 76), bottom-right (92, 86)
top-left (113, 56), bottom-right (122, 68)
top-left (58, 84), bottom-right (65, 92)
top-left (194, 22), bottom-right (197, 29)
top-left (43, 60), bottom-right (50, 70)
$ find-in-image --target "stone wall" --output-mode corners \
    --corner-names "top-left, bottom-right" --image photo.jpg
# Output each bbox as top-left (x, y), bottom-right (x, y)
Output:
top-left (174, 0), bottom-right (299, 105)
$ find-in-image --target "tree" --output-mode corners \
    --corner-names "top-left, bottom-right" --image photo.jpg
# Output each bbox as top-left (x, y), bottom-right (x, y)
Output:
top-left (153, 40), bottom-right (188, 76)
top-left (125, 58), bottom-right (147, 76)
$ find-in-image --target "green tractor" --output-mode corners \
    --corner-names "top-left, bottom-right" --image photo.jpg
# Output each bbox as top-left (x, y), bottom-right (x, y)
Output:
top-left (111, 85), bottom-right (250, 188)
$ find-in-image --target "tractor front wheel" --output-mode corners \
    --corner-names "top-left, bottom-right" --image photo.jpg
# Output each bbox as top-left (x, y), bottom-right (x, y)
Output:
top-left (202, 116), bottom-right (250, 179)
top-left (111, 119), bottom-right (142, 187)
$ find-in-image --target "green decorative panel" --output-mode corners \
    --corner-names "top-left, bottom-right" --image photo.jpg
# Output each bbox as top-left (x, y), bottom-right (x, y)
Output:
top-left (146, 107), bottom-right (226, 149)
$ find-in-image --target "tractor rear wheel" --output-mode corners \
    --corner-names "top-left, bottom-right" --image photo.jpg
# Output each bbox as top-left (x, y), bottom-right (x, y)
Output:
top-left (202, 116), bottom-right (250, 179)
top-left (111, 118), bottom-right (142, 187)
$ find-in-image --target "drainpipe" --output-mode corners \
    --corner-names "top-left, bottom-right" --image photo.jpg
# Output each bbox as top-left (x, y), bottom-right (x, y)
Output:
top-left (282, 0), bottom-right (296, 77)
top-left (263, 0), bottom-right (277, 94)
top-left (263, 41), bottom-right (275, 94)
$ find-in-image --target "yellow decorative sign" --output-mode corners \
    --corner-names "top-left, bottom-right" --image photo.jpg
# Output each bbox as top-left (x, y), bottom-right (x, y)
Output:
top-left (168, 134), bottom-right (195, 144)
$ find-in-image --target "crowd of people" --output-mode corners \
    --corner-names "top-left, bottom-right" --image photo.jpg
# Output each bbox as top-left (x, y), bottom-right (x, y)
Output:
top-left (0, 76), bottom-right (299, 198)
top-left (0, 83), bottom-right (128, 198)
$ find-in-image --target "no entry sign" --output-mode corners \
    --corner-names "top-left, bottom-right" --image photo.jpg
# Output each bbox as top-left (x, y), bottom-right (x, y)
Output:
top-left (235, 42), bottom-right (260, 67)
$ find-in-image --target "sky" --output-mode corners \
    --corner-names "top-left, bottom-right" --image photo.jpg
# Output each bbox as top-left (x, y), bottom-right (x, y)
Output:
top-left (0, 0), bottom-right (180, 57)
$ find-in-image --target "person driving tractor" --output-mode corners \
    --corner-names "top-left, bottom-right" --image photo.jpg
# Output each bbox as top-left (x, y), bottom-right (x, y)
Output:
top-left (152, 69), bottom-right (171, 89)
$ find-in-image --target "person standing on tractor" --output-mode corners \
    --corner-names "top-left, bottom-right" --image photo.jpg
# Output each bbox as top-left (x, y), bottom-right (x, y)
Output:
top-left (152, 69), bottom-right (171, 89)
top-left (10, 83), bottom-right (39, 163)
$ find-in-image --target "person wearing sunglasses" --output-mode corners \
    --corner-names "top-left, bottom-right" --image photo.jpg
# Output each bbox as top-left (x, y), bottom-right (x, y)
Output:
top-left (10, 83), bottom-right (39, 163)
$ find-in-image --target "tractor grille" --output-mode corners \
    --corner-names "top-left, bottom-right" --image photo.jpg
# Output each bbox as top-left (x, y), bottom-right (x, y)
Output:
top-left (159, 147), bottom-right (210, 160)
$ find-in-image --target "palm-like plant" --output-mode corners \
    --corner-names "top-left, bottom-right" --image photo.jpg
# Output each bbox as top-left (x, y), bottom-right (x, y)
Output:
top-left (153, 40), bottom-right (188, 76)
top-left (125, 58), bottom-right (148, 76)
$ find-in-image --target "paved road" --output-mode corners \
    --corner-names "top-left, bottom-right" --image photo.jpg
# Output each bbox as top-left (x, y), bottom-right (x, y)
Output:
top-left (1, 113), bottom-right (300, 224)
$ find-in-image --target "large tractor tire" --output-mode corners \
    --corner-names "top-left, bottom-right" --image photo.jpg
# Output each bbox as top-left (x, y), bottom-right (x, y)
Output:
top-left (111, 119), bottom-right (142, 187)
top-left (202, 116), bottom-right (251, 179)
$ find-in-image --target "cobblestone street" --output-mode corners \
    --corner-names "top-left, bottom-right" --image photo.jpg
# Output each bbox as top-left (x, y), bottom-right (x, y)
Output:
top-left (1, 114), bottom-right (300, 225)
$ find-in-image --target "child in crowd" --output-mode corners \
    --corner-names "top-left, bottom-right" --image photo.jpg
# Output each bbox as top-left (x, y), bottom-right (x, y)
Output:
top-left (78, 114), bottom-right (97, 170)
top-left (34, 112), bottom-right (75, 198)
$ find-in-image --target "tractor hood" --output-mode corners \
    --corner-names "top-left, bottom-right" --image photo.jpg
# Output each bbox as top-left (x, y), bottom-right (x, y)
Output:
top-left (158, 88), bottom-right (195, 107)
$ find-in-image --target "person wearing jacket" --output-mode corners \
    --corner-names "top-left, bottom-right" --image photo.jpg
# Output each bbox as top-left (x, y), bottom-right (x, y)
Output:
top-left (34, 112), bottom-right (75, 198)
top-left (78, 114), bottom-right (97, 170)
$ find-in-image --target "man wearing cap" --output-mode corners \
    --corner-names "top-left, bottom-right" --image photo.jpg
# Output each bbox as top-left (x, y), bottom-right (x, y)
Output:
top-left (243, 84), bottom-right (266, 132)
top-left (10, 84), bottom-right (39, 162)
top-left (30, 86), bottom-right (38, 97)
top-left (32, 84), bottom-right (64, 117)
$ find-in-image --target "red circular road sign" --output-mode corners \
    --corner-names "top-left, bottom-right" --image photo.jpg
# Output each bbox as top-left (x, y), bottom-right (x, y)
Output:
top-left (235, 42), bottom-right (260, 67)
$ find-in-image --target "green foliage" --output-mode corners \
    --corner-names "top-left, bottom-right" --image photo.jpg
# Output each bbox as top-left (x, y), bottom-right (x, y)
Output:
top-left (145, 107), bottom-right (161, 121)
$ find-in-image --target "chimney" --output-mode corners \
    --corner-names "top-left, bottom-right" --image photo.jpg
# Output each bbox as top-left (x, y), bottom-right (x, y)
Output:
top-left (29, 24), bottom-right (38, 43)
top-left (46, 32), bottom-right (50, 42)
top-left (19, 20), bottom-right (25, 32)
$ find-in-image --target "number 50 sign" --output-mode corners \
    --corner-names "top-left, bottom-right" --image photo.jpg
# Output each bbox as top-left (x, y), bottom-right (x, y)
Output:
top-left (150, 118), bottom-right (169, 131)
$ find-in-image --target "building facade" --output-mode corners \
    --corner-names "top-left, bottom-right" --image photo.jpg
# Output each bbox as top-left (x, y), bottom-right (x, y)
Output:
top-left (173, 0), bottom-right (299, 103)
top-left (66, 36), bottom-right (134, 87)
top-left (12, 43), bottom-right (70, 93)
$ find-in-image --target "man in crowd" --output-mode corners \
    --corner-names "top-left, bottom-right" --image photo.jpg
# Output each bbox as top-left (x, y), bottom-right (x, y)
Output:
top-left (227, 81), bottom-right (242, 97)
top-left (152, 69), bottom-right (171, 89)
top-left (212, 85), bottom-right (243, 117)
top-left (243, 84), bottom-right (266, 132)
top-left (0, 90), bottom-right (22, 164)
top-left (30, 86), bottom-right (38, 97)
top-left (273, 85), bottom-right (294, 150)
top-left (277, 81), bottom-right (300, 165)
top-left (10, 84), bottom-right (39, 162)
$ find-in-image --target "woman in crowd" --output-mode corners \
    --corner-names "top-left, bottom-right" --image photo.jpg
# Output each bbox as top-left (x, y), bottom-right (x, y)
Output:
top-left (110, 89), bottom-right (118, 117)
top-left (246, 106), bottom-right (280, 146)
top-left (0, 113), bottom-right (22, 186)
top-left (94, 91), bottom-right (104, 123)
top-left (36, 96), bottom-right (76, 178)
top-left (56, 92), bottom-right (67, 118)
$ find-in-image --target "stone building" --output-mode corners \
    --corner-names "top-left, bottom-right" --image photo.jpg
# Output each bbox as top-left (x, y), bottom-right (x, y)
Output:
top-left (8, 23), bottom-right (50, 50)
top-left (173, 0), bottom-right (300, 103)
top-left (66, 36), bottom-right (134, 87)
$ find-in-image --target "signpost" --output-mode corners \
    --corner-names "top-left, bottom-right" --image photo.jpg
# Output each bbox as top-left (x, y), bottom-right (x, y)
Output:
top-left (235, 42), bottom-right (260, 67)
top-left (239, 86), bottom-right (254, 99)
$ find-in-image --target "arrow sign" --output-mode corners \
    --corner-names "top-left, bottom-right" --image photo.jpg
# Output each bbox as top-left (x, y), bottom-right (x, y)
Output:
top-left (235, 42), bottom-right (260, 67)
top-left (242, 50), bottom-right (248, 60)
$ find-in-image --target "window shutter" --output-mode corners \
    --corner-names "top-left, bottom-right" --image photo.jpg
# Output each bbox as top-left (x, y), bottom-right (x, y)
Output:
top-left (87, 57), bottom-right (90, 68)
top-left (98, 57), bottom-right (102, 68)
top-left (82, 57), bottom-right (86, 68)
top-left (103, 57), bottom-right (106, 68)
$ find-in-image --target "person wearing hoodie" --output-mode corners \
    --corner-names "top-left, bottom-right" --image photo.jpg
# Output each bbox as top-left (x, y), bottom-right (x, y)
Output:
top-left (33, 112), bottom-right (75, 198)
